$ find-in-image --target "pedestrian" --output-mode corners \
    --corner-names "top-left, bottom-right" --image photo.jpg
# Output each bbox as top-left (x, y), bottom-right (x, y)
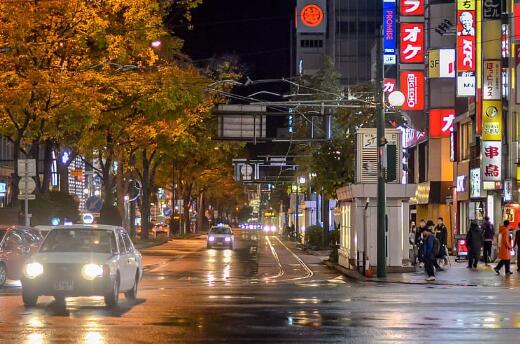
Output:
top-left (409, 221), bottom-right (417, 265)
top-left (481, 216), bottom-right (495, 266)
top-left (514, 223), bottom-right (520, 272)
top-left (415, 219), bottom-right (426, 265)
top-left (434, 217), bottom-right (448, 258)
top-left (422, 227), bottom-right (436, 281)
top-left (494, 220), bottom-right (513, 275)
top-left (429, 220), bottom-right (444, 272)
top-left (466, 220), bottom-right (483, 269)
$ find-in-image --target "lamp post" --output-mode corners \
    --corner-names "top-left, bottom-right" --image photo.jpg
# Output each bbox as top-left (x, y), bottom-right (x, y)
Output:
top-left (376, 25), bottom-right (405, 277)
top-left (295, 176), bottom-right (306, 239)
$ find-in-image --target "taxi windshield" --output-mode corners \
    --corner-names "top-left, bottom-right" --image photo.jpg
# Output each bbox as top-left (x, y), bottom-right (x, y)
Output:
top-left (210, 227), bottom-right (232, 235)
top-left (40, 228), bottom-right (116, 254)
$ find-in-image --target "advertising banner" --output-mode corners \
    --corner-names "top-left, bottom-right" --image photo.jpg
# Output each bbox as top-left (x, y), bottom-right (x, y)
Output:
top-left (483, 0), bottom-right (501, 19)
top-left (429, 109), bottom-right (455, 138)
top-left (482, 141), bottom-right (502, 181)
top-left (516, 46), bottom-right (520, 104)
top-left (483, 60), bottom-right (501, 100)
top-left (470, 168), bottom-right (481, 198)
top-left (400, 23), bottom-right (424, 64)
top-left (383, 0), bottom-right (397, 65)
top-left (482, 100), bottom-right (503, 140)
top-left (400, 0), bottom-right (424, 16)
top-left (457, 72), bottom-right (476, 96)
top-left (456, 0), bottom-right (476, 97)
top-left (400, 71), bottom-right (424, 111)
top-left (383, 78), bottom-right (397, 94)
top-left (428, 49), bottom-right (455, 78)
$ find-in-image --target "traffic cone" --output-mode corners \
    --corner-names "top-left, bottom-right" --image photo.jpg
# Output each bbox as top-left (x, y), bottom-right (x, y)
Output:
top-left (364, 256), bottom-right (373, 278)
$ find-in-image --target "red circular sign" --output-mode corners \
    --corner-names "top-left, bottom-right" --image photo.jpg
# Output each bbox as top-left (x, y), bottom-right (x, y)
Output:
top-left (301, 4), bottom-right (324, 28)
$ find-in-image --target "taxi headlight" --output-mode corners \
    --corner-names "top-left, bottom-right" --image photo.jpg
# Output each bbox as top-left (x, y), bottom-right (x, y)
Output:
top-left (81, 264), bottom-right (104, 280)
top-left (270, 225), bottom-right (276, 232)
top-left (263, 225), bottom-right (270, 232)
top-left (24, 262), bottom-right (44, 279)
top-left (208, 236), bottom-right (215, 242)
top-left (224, 237), bottom-right (232, 242)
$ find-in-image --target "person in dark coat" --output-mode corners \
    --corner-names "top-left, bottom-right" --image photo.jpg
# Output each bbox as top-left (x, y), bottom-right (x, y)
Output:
top-left (514, 224), bottom-right (520, 272)
top-left (466, 221), bottom-right (483, 269)
top-left (481, 216), bottom-right (495, 266)
top-left (415, 219), bottom-right (426, 264)
top-left (422, 227), bottom-right (436, 281)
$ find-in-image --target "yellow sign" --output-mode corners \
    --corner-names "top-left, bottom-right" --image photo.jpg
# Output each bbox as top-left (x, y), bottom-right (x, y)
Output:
top-left (429, 50), bottom-right (440, 78)
top-left (264, 211), bottom-right (275, 217)
top-left (482, 100), bottom-right (502, 140)
top-left (457, 0), bottom-right (475, 10)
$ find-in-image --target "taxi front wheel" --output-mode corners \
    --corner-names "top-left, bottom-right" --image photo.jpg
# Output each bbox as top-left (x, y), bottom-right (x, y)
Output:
top-left (104, 278), bottom-right (120, 308)
top-left (22, 289), bottom-right (38, 307)
top-left (125, 272), bottom-right (139, 300)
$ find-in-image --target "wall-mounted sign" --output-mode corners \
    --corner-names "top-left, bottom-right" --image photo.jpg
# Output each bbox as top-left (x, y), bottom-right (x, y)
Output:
top-left (483, 60), bottom-right (501, 100)
top-left (483, 0), bottom-right (501, 19)
top-left (383, 0), bottom-right (397, 65)
top-left (482, 141), bottom-right (502, 181)
top-left (400, 127), bottom-right (425, 148)
top-left (400, 70), bottom-right (424, 111)
top-left (400, 23), bottom-right (424, 64)
top-left (516, 46), bottom-right (520, 104)
top-left (429, 109), bottom-right (455, 138)
top-left (428, 49), bottom-right (455, 78)
top-left (296, 0), bottom-right (326, 33)
top-left (383, 78), bottom-right (397, 94)
top-left (470, 168), bottom-right (481, 198)
top-left (400, 0), bottom-right (424, 16)
top-left (457, 72), bottom-right (476, 96)
top-left (504, 180), bottom-right (513, 202)
top-left (482, 100), bottom-right (502, 141)
top-left (456, 175), bottom-right (466, 193)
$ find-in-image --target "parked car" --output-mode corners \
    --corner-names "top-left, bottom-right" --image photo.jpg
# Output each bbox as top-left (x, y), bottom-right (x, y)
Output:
top-left (21, 224), bottom-right (143, 308)
top-left (0, 226), bottom-right (44, 287)
top-left (153, 223), bottom-right (170, 238)
top-left (34, 225), bottom-right (54, 238)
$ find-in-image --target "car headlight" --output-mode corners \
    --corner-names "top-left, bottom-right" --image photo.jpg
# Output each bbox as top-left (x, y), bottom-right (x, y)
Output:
top-left (224, 237), bottom-right (232, 242)
top-left (208, 236), bottom-right (215, 242)
top-left (270, 225), bottom-right (276, 232)
top-left (263, 225), bottom-right (270, 232)
top-left (24, 262), bottom-right (44, 279)
top-left (81, 264), bottom-right (104, 280)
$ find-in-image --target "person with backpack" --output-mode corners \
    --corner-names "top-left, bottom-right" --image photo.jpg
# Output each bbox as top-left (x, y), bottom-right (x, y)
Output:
top-left (415, 219), bottom-right (426, 265)
top-left (466, 220), bottom-right (483, 269)
top-left (434, 217), bottom-right (448, 259)
top-left (427, 220), bottom-right (444, 271)
top-left (481, 216), bottom-right (495, 266)
top-left (513, 223), bottom-right (520, 272)
top-left (422, 227), bottom-right (436, 281)
top-left (494, 220), bottom-right (513, 275)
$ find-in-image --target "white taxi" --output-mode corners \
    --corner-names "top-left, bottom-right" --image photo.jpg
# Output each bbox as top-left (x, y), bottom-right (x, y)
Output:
top-left (21, 225), bottom-right (143, 308)
top-left (207, 225), bottom-right (234, 249)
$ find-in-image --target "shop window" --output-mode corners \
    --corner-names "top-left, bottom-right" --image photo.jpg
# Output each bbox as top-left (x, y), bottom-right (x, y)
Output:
top-left (340, 204), bottom-right (351, 251)
top-left (300, 40), bottom-right (323, 48)
top-left (459, 202), bottom-right (468, 235)
top-left (458, 121), bottom-right (472, 161)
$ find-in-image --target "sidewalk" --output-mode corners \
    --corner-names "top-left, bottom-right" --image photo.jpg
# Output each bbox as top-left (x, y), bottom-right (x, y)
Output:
top-left (327, 257), bottom-right (520, 288)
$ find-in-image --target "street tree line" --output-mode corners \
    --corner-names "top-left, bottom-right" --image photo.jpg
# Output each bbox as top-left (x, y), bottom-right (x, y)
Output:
top-left (0, 0), bottom-right (245, 237)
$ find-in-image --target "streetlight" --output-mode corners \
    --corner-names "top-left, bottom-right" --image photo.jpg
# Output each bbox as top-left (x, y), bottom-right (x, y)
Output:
top-left (151, 40), bottom-right (161, 48)
top-left (388, 91), bottom-right (405, 107)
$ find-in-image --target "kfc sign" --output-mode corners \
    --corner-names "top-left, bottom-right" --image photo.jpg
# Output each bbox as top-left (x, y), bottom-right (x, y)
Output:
top-left (456, 1), bottom-right (476, 72)
top-left (483, 60), bottom-right (501, 100)
top-left (482, 141), bottom-right (502, 182)
top-left (400, 0), bottom-right (424, 16)
top-left (400, 23), bottom-right (424, 63)
top-left (400, 71), bottom-right (424, 111)
top-left (429, 109), bottom-right (455, 138)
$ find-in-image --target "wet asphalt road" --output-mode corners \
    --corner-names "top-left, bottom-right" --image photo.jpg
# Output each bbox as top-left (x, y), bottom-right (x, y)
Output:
top-left (1, 232), bottom-right (520, 343)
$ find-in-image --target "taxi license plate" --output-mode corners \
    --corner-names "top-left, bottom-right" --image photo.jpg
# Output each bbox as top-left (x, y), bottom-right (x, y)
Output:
top-left (54, 280), bottom-right (74, 291)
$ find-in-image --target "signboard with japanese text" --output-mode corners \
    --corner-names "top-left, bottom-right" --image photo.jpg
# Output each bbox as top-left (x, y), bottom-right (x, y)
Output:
top-left (400, 23), bottom-right (424, 64)
top-left (482, 141), bottom-right (502, 181)
top-left (516, 46), bottom-right (520, 104)
top-left (483, 0), bottom-right (501, 19)
top-left (483, 60), bottom-right (501, 100)
top-left (400, 0), bottom-right (424, 16)
top-left (383, 78), bottom-right (397, 95)
top-left (515, 2), bottom-right (520, 40)
top-left (429, 109), bottom-right (455, 138)
top-left (428, 49), bottom-right (455, 78)
top-left (400, 70), bottom-right (424, 111)
top-left (470, 168), bottom-right (481, 198)
top-left (296, 0), bottom-right (327, 33)
top-left (383, 0), bottom-right (397, 65)
top-left (482, 100), bottom-right (502, 140)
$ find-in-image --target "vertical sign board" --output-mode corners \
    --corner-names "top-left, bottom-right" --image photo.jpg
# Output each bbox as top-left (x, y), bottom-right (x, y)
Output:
top-left (483, 0), bottom-right (501, 19)
top-left (383, 0), bottom-right (397, 65)
top-left (400, 0), bottom-right (425, 16)
top-left (482, 141), bottom-right (502, 181)
top-left (456, 0), bottom-right (476, 96)
top-left (383, 78), bottom-right (397, 95)
top-left (400, 23), bottom-right (425, 64)
top-left (470, 168), bottom-right (481, 198)
top-left (429, 49), bottom-right (455, 78)
top-left (400, 71), bottom-right (424, 111)
top-left (481, 100), bottom-right (503, 140)
top-left (516, 46), bottom-right (520, 104)
top-left (482, 60), bottom-right (501, 100)
top-left (429, 109), bottom-right (455, 138)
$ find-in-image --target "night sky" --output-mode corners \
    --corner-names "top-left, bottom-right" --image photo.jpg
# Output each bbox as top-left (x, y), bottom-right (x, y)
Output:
top-left (180, 0), bottom-right (293, 80)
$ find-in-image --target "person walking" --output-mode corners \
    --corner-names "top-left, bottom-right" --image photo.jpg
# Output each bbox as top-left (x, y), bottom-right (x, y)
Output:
top-left (494, 220), bottom-right (513, 275)
top-left (466, 220), bottom-right (483, 269)
top-left (409, 221), bottom-right (417, 265)
top-left (422, 227), bottom-right (436, 281)
top-left (415, 220), bottom-right (426, 265)
top-left (429, 220), bottom-right (444, 271)
top-left (514, 223), bottom-right (520, 272)
top-left (434, 217), bottom-right (448, 257)
top-left (481, 216), bottom-right (495, 266)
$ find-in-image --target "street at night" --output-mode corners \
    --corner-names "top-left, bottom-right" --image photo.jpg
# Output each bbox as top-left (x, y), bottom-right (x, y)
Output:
top-left (1, 233), bottom-right (520, 343)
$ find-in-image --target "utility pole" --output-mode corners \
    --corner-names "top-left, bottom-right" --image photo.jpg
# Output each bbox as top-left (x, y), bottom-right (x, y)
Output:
top-left (376, 26), bottom-right (387, 278)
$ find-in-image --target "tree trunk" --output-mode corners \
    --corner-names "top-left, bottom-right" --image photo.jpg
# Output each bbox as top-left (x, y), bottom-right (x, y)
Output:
top-left (197, 191), bottom-right (204, 232)
top-left (322, 194), bottom-right (329, 247)
top-left (10, 139), bottom-right (21, 208)
top-left (140, 149), bottom-right (150, 240)
top-left (115, 153), bottom-right (127, 220)
top-left (40, 140), bottom-right (53, 194)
